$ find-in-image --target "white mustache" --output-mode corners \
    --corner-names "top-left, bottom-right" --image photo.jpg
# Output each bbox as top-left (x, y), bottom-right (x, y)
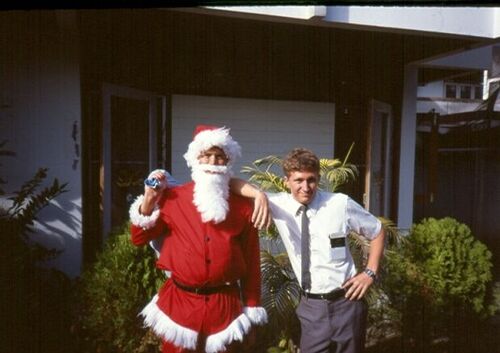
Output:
top-left (196, 164), bottom-right (228, 174)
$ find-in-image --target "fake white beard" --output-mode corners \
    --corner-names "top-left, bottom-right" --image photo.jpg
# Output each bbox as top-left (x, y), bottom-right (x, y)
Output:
top-left (191, 164), bottom-right (232, 224)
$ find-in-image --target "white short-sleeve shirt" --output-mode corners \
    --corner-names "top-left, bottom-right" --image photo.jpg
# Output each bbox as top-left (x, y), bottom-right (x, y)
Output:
top-left (267, 190), bottom-right (382, 293)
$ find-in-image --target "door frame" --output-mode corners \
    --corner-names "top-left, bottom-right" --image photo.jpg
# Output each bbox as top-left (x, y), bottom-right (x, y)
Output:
top-left (101, 83), bottom-right (167, 238)
top-left (364, 99), bottom-right (393, 217)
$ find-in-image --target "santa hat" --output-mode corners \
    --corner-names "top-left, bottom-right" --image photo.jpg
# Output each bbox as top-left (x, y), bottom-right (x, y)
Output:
top-left (183, 125), bottom-right (242, 168)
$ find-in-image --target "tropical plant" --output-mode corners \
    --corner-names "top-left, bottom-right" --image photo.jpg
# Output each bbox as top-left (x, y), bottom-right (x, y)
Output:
top-left (241, 143), bottom-right (358, 194)
top-left (0, 141), bottom-right (72, 353)
top-left (75, 223), bottom-right (166, 353)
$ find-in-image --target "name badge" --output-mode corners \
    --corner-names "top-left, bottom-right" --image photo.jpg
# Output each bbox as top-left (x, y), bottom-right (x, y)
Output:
top-left (328, 233), bottom-right (346, 262)
top-left (328, 233), bottom-right (345, 248)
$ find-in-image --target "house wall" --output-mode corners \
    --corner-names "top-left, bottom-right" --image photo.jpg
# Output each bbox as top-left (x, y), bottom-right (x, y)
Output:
top-left (418, 81), bottom-right (444, 97)
top-left (0, 12), bottom-right (82, 277)
top-left (171, 95), bottom-right (335, 183)
top-left (0, 9), bottom-right (477, 274)
top-left (417, 80), bottom-right (484, 115)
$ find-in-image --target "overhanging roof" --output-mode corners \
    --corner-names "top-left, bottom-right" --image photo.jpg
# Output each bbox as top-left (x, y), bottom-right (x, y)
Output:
top-left (204, 6), bottom-right (500, 40)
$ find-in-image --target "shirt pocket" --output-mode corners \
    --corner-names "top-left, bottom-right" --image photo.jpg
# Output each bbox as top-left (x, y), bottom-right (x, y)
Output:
top-left (328, 232), bottom-right (347, 262)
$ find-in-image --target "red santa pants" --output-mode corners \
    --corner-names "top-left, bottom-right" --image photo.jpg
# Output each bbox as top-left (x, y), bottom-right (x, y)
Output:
top-left (153, 280), bottom-right (250, 353)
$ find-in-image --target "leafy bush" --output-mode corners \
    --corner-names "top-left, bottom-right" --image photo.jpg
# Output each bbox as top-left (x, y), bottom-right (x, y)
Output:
top-left (381, 217), bottom-right (497, 352)
top-left (0, 141), bottom-right (72, 353)
top-left (75, 223), bottom-right (166, 353)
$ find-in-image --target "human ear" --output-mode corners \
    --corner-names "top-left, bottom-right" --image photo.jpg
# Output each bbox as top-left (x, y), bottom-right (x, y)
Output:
top-left (284, 176), bottom-right (291, 188)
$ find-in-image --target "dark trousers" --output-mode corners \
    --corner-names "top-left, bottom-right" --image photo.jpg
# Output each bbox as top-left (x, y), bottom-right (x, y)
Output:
top-left (296, 296), bottom-right (368, 353)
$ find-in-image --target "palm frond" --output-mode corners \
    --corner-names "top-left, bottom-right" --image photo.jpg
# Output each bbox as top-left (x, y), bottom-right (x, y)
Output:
top-left (259, 223), bottom-right (281, 241)
top-left (241, 163), bottom-right (288, 192)
top-left (253, 155), bottom-right (284, 168)
top-left (320, 162), bottom-right (359, 192)
top-left (261, 250), bottom-right (301, 333)
top-left (379, 217), bottom-right (407, 247)
top-left (348, 217), bottom-right (406, 269)
top-left (342, 142), bottom-right (356, 166)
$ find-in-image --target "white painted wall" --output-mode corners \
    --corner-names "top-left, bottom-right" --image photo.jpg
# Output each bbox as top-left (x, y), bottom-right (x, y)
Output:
top-left (325, 7), bottom-right (500, 39)
top-left (0, 12), bottom-right (82, 277)
top-left (417, 81), bottom-right (444, 98)
top-left (397, 65), bottom-right (418, 231)
top-left (171, 95), bottom-right (335, 183)
top-left (417, 100), bottom-right (480, 115)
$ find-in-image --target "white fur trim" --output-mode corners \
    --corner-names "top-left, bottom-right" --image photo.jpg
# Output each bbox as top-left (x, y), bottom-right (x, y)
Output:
top-left (243, 306), bottom-right (268, 325)
top-left (139, 295), bottom-right (198, 350)
top-left (205, 313), bottom-right (252, 353)
top-left (129, 195), bottom-right (160, 229)
top-left (183, 127), bottom-right (241, 168)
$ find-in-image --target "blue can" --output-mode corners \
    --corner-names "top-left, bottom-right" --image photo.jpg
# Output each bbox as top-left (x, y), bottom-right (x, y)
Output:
top-left (144, 169), bottom-right (168, 190)
top-left (144, 177), bottom-right (162, 189)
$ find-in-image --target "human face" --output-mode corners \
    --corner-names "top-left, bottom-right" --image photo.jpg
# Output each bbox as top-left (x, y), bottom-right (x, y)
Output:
top-left (197, 146), bottom-right (228, 166)
top-left (285, 170), bottom-right (319, 205)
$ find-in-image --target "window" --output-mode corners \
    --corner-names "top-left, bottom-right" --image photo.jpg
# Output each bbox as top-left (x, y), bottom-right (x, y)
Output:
top-left (445, 83), bottom-right (483, 100)
top-left (474, 85), bottom-right (483, 100)
top-left (445, 84), bottom-right (457, 98)
top-left (460, 85), bottom-right (471, 99)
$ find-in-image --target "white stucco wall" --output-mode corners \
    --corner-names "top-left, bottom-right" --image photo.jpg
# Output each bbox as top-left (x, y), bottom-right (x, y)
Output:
top-left (0, 12), bottom-right (82, 277)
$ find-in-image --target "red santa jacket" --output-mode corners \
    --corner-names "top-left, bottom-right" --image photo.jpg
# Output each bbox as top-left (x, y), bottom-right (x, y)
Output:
top-left (129, 182), bottom-right (266, 352)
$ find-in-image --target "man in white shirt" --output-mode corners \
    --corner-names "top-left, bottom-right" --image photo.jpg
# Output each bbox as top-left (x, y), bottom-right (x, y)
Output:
top-left (234, 148), bottom-right (385, 353)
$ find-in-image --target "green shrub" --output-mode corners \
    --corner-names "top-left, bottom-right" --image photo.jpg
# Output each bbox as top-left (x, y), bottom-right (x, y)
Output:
top-left (76, 223), bottom-right (166, 353)
top-left (381, 217), bottom-right (496, 352)
top-left (0, 140), bottom-right (72, 353)
top-left (386, 217), bottom-right (493, 314)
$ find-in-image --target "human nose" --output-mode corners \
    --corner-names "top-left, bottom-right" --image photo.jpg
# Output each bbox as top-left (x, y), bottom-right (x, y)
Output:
top-left (207, 155), bottom-right (217, 165)
top-left (301, 181), bottom-right (310, 191)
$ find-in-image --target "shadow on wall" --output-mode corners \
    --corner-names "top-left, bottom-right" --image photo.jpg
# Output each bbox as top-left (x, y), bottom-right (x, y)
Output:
top-left (33, 194), bottom-right (83, 278)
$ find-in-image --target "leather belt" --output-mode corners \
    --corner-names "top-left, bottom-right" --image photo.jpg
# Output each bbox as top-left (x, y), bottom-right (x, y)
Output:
top-left (302, 287), bottom-right (346, 301)
top-left (172, 278), bottom-right (237, 295)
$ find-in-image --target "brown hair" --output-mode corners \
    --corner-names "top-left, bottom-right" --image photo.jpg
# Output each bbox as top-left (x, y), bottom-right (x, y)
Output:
top-left (282, 148), bottom-right (320, 177)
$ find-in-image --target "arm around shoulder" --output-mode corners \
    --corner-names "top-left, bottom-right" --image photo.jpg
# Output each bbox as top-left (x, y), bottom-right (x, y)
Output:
top-left (230, 178), bottom-right (272, 230)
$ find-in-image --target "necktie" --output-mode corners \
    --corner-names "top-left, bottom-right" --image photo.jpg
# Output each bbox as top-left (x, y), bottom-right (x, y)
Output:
top-left (300, 205), bottom-right (311, 291)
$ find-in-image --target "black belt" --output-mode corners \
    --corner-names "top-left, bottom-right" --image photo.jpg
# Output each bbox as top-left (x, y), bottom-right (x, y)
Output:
top-left (302, 287), bottom-right (346, 301)
top-left (172, 278), bottom-right (237, 295)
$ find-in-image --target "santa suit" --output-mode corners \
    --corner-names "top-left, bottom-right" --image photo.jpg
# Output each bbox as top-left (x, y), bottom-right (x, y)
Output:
top-left (129, 182), bottom-right (266, 353)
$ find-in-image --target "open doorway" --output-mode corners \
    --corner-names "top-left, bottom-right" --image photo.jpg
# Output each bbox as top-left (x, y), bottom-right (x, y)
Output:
top-left (101, 84), bottom-right (167, 238)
